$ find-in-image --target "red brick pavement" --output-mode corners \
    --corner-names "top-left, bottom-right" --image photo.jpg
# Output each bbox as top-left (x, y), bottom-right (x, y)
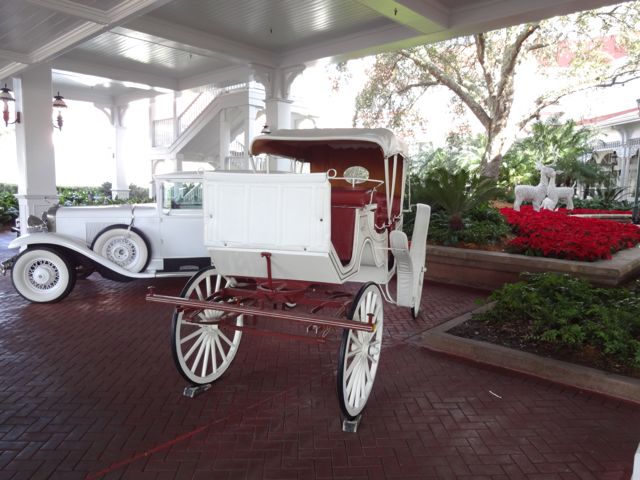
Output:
top-left (0, 228), bottom-right (638, 479)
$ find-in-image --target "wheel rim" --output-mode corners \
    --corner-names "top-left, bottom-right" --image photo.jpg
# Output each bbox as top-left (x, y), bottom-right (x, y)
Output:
top-left (28, 259), bottom-right (60, 290)
top-left (339, 284), bottom-right (383, 419)
top-left (104, 237), bottom-right (139, 269)
top-left (172, 270), bottom-right (242, 385)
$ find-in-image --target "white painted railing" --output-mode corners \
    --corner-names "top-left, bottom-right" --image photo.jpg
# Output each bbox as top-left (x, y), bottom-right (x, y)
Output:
top-left (152, 83), bottom-right (249, 148)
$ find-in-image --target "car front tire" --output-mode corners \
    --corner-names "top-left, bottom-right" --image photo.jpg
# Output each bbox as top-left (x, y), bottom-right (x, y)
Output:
top-left (11, 247), bottom-right (77, 303)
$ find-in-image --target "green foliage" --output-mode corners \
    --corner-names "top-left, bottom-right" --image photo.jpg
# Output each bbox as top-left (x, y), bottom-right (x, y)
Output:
top-left (58, 183), bottom-right (151, 206)
top-left (475, 273), bottom-right (640, 369)
top-left (128, 184), bottom-right (152, 203)
top-left (573, 187), bottom-right (632, 210)
top-left (0, 191), bottom-right (18, 225)
top-left (425, 204), bottom-right (510, 246)
top-left (419, 167), bottom-right (501, 230)
top-left (406, 165), bottom-right (506, 245)
top-left (501, 118), bottom-right (600, 190)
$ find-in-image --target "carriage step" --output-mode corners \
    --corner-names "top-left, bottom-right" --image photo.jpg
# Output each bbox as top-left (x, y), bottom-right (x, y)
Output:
top-left (342, 414), bottom-right (362, 433)
top-left (183, 384), bottom-right (212, 398)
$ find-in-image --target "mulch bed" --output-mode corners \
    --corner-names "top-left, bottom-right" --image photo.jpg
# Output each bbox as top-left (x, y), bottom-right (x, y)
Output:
top-left (449, 316), bottom-right (640, 379)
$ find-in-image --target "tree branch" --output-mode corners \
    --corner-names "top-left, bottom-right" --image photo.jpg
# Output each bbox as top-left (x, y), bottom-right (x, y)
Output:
top-left (398, 50), bottom-right (492, 128)
top-left (496, 23), bottom-right (540, 100)
top-left (474, 33), bottom-right (494, 97)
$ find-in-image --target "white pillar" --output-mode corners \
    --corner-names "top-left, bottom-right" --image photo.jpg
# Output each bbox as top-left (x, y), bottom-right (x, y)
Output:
top-left (13, 64), bottom-right (58, 235)
top-left (252, 65), bottom-right (304, 131)
top-left (113, 105), bottom-right (129, 200)
top-left (219, 110), bottom-right (230, 169)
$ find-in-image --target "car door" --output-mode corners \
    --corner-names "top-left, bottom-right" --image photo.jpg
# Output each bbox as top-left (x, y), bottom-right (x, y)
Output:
top-left (158, 178), bottom-right (210, 271)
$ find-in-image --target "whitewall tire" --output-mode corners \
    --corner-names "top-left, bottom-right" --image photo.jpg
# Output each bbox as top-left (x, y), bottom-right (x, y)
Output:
top-left (92, 226), bottom-right (149, 273)
top-left (11, 247), bottom-right (76, 303)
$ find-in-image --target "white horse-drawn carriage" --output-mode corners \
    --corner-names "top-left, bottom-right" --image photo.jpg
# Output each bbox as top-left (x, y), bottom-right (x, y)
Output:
top-left (147, 128), bottom-right (431, 429)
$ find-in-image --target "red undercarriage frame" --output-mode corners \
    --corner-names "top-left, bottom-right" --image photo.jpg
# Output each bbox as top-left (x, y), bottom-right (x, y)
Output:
top-left (146, 253), bottom-right (376, 344)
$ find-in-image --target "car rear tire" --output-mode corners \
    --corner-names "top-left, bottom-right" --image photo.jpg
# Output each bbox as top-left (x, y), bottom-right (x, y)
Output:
top-left (91, 225), bottom-right (149, 273)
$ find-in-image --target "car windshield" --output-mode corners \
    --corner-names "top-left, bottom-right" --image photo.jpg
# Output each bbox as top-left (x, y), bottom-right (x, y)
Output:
top-left (163, 181), bottom-right (202, 209)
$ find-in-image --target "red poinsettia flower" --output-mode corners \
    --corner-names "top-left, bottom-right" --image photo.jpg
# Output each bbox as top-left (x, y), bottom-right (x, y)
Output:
top-left (499, 206), bottom-right (640, 262)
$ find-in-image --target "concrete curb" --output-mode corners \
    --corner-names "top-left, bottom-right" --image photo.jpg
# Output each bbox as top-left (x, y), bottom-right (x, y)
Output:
top-left (425, 244), bottom-right (640, 289)
top-left (412, 303), bottom-right (640, 406)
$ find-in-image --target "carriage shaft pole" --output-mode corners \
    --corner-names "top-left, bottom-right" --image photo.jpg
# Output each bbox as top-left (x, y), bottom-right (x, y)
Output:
top-left (146, 292), bottom-right (375, 332)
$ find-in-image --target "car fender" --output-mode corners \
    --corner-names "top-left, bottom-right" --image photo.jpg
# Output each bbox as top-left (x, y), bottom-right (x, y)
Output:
top-left (8, 232), bottom-right (157, 279)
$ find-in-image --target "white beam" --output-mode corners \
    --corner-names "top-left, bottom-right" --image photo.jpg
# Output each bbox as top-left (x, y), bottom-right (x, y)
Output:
top-left (179, 65), bottom-right (253, 91)
top-left (107, 0), bottom-right (175, 23)
top-left (280, 23), bottom-right (422, 66)
top-left (0, 49), bottom-right (33, 65)
top-left (24, 0), bottom-right (109, 24)
top-left (53, 58), bottom-right (179, 91)
top-left (126, 16), bottom-right (278, 67)
top-left (0, 63), bottom-right (29, 82)
top-left (354, 0), bottom-right (449, 33)
top-left (50, 84), bottom-right (114, 105)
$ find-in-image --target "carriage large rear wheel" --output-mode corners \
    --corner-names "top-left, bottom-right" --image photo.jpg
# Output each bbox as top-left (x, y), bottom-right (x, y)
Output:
top-left (337, 282), bottom-right (383, 420)
top-left (171, 266), bottom-right (243, 385)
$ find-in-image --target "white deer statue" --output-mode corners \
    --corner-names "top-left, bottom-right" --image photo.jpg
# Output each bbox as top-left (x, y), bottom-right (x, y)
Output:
top-left (543, 168), bottom-right (575, 211)
top-left (514, 162), bottom-right (555, 211)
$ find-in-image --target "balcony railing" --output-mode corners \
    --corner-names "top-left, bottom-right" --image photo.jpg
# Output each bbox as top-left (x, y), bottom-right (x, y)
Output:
top-left (152, 83), bottom-right (248, 148)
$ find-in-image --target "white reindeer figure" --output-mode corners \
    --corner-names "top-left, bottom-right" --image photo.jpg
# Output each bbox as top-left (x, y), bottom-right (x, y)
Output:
top-left (544, 168), bottom-right (574, 211)
top-left (514, 162), bottom-right (555, 211)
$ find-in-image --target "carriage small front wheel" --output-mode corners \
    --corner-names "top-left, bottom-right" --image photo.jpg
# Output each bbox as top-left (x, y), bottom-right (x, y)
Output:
top-left (171, 266), bottom-right (243, 385)
top-left (337, 282), bottom-right (384, 420)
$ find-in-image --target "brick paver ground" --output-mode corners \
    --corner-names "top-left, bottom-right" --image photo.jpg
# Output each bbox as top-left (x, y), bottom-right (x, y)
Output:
top-left (0, 227), bottom-right (638, 479)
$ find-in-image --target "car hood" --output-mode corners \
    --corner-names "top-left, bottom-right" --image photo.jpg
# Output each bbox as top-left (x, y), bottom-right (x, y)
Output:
top-left (55, 203), bottom-right (156, 219)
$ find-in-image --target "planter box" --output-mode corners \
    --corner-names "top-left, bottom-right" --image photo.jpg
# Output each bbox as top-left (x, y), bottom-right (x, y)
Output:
top-left (425, 244), bottom-right (640, 290)
top-left (415, 304), bottom-right (640, 406)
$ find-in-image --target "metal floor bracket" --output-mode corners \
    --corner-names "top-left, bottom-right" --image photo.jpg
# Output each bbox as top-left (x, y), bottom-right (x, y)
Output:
top-left (342, 414), bottom-right (362, 433)
top-left (183, 384), bottom-right (212, 398)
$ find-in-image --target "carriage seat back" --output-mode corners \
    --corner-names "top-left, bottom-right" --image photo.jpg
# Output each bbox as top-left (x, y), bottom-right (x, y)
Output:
top-left (330, 188), bottom-right (372, 263)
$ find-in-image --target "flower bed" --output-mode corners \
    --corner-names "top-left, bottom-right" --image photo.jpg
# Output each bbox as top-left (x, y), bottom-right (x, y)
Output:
top-left (500, 206), bottom-right (640, 261)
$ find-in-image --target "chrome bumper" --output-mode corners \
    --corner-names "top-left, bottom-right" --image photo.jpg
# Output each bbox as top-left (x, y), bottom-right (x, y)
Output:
top-left (0, 256), bottom-right (17, 276)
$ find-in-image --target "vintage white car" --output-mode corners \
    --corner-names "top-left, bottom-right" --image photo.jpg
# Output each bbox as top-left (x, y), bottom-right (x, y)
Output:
top-left (2, 172), bottom-right (211, 303)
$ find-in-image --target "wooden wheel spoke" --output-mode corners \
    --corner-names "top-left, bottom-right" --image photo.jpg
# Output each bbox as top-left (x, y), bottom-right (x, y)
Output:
top-left (190, 335), bottom-right (207, 372)
top-left (180, 327), bottom-right (203, 345)
top-left (201, 339), bottom-right (211, 376)
top-left (194, 284), bottom-right (204, 300)
top-left (211, 340), bottom-right (218, 373)
top-left (214, 335), bottom-right (227, 364)
top-left (217, 329), bottom-right (234, 347)
top-left (183, 330), bottom-right (205, 361)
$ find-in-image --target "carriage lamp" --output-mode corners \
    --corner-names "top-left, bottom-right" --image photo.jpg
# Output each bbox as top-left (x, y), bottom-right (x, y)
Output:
top-left (52, 91), bottom-right (67, 130)
top-left (633, 99), bottom-right (640, 224)
top-left (1, 84), bottom-right (20, 127)
top-left (261, 124), bottom-right (271, 134)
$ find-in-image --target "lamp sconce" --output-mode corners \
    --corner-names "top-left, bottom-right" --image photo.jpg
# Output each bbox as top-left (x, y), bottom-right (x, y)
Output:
top-left (0, 84), bottom-right (21, 127)
top-left (53, 91), bottom-right (67, 130)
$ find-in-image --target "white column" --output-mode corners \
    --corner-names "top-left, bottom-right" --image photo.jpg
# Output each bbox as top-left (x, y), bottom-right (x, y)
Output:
top-left (218, 110), bottom-right (230, 169)
top-left (113, 105), bottom-right (129, 200)
top-left (252, 65), bottom-right (304, 132)
top-left (13, 64), bottom-right (58, 235)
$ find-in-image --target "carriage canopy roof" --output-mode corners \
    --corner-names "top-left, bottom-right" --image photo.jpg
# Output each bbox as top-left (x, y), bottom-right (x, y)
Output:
top-left (250, 128), bottom-right (407, 161)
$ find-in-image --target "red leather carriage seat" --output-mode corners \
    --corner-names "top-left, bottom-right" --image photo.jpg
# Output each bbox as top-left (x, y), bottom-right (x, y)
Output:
top-left (330, 188), bottom-right (371, 263)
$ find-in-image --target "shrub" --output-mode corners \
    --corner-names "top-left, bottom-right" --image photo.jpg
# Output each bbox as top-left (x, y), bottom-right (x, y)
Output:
top-left (474, 273), bottom-right (640, 370)
top-left (0, 191), bottom-right (18, 225)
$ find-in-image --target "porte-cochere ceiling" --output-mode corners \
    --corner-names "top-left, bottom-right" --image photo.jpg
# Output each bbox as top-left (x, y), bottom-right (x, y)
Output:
top-left (0, 0), bottom-right (630, 101)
